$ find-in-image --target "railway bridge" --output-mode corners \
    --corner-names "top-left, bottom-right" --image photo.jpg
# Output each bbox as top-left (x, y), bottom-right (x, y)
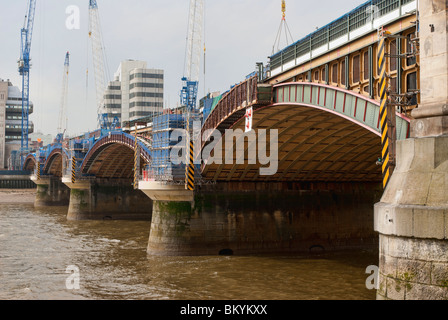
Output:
top-left (24, 0), bottom-right (448, 300)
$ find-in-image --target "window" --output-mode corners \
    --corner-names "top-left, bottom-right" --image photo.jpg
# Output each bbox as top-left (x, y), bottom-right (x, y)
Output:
top-left (364, 85), bottom-right (370, 93)
top-left (329, 16), bottom-right (348, 41)
top-left (129, 92), bottom-right (163, 99)
top-left (332, 63), bottom-right (338, 84)
top-left (314, 70), bottom-right (320, 82)
top-left (363, 51), bottom-right (369, 80)
top-left (340, 60), bottom-right (346, 86)
top-left (406, 72), bottom-right (418, 105)
top-left (130, 101), bottom-right (163, 108)
top-left (311, 28), bottom-right (328, 50)
top-left (390, 77), bottom-right (397, 93)
top-left (349, 6), bottom-right (368, 31)
top-left (353, 54), bottom-right (360, 83)
top-left (129, 83), bottom-right (163, 90)
top-left (105, 104), bottom-right (121, 109)
top-left (407, 72), bottom-right (417, 91)
top-left (390, 40), bottom-right (397, 71)
top-left (104, 94), bottom-right (121, 100)
top-left (129, 111), bottom-right (156, 118)
top-left (129, 73), bottom-right (164, 81)
top-left (406, 34), bottom-right (417, 66)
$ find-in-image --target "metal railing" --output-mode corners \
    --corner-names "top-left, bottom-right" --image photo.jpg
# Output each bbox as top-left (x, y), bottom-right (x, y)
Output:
top-left (269, 0), bottom-right (417, 75)
top-left (201, 76), bottom-right (259, 140)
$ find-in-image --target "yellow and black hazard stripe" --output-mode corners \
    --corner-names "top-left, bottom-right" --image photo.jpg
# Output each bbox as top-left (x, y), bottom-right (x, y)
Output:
top-left (36, 161), bottom-right (40, 180)
top-left (134, 131), bottom-right (139, 189)
top-left (378, 37), bottom-right (390, 189)
top-left (71, 156), bottom-right (76, 184)
top-left (185, 140), bottom-right (195, 191)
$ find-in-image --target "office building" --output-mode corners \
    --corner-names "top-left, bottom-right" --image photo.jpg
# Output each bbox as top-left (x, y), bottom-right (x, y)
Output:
top-left (0, 79), bottom-right (34, 169)
top-left (109, 60), bottom-right (164, 126)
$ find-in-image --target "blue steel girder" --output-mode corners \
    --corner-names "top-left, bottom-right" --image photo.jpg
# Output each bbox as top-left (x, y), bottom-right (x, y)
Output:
top-left (79, 132), bottom-right (151, 179)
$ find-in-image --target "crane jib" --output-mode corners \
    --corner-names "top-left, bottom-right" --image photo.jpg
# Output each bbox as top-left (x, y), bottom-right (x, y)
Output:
top-left (18, 0), bottom-right (37, 167)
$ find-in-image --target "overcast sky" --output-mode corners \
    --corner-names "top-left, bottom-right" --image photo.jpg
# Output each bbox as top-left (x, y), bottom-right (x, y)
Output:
top-left (0, 0), bottom-right (366, 138)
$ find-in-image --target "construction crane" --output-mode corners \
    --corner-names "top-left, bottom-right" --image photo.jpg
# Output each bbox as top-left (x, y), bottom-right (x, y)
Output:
top-left (18, 0), bottom-right (37, 166)
top-left (181, 0), bottom-right (204, 115)
top-left (181, 0), bottom-right (204, 191)
top-left (88, 0), bottom-right (108, 130)
top-left (56, 52), bottom-right (70, 143)
top-left (272, 0), bottom-right (294, 55)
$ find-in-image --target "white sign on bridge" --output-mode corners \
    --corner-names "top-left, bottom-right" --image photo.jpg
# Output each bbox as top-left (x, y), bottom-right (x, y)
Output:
top-left (245, 107), bottom-right (253, 133)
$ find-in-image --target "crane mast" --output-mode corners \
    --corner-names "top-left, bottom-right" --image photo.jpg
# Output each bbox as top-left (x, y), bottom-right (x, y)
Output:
top-left (18, 0), bottom-right (37, 166)
top-left (57, 52), bottom-right (70, 141)
top-left (88, 0), bottom-right (108, 129)
top-left (181, 0), bottom-right (204, 114)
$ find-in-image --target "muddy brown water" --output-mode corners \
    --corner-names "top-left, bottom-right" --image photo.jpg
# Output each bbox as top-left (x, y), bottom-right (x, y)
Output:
top-left (0, 202), bottom-right (378, 300)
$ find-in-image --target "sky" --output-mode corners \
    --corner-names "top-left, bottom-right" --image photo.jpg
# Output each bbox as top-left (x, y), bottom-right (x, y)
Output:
top-left (0, 0), bottom-right (367, 138)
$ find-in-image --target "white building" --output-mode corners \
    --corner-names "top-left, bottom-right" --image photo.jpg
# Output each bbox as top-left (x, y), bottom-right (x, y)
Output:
top-left (109, 60), bottom-right (164, 126)
top-left (103, 80), bottom-right (122, 127)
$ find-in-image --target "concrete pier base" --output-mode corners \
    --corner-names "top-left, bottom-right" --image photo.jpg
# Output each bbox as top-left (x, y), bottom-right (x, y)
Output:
top-left (32, 176), bottom-right (70, 207)
top-left (139, 181), bottom-right (194, 202)
top-left (63, 178), bottom-right (152, 221)
top-left (146, 182), bottom-right (381, 256)
top-left (374, 137), bottom-right (448, 300)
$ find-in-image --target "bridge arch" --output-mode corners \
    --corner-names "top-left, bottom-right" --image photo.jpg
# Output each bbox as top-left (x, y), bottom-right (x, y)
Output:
top-left (201, 82), bottom-right (410, 182)
top-left (42, 147), bottom-right (70, 177)
top-left (80, 132), bottom-right (151, 179)
top-left (23, 154), bottom-right (37, 171)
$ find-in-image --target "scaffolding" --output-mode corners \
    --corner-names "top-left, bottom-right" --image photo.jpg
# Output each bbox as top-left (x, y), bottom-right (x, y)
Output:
top-left (148, 114), bottom-right (187, 182)
top-left (62, 136), bottom-right (94, 180)
top-left (145, 113), bottom-right (204, 183)
top-left (382, 31), bottom-right (420, 115)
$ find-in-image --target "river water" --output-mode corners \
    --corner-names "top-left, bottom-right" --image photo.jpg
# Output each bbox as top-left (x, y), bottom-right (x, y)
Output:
top-left (0, 202), bottom-right (378, 300)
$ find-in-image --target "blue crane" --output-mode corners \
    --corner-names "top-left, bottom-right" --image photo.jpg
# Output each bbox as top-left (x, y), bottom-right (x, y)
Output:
top-left (181, 0), bottom-right (203, 116)
top-left (18, 0), bottom-right (37, 166)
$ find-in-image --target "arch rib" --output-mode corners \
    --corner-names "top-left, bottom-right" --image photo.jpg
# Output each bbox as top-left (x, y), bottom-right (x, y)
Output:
top-left (81, 132), bottom-right (151, 175)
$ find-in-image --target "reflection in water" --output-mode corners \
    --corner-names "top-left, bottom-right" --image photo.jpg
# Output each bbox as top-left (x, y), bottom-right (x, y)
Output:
top-left (0, 204), bottom-right (377, 300)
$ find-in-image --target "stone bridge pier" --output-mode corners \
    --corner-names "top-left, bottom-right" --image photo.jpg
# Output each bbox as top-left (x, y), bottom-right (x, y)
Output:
top-left (374, 0), bottom-right (448, 300)
top-left (63, 178), bottom-right (152, 221)
top-left (140, 181), bottom-right (381, 256)
top-left (32, 175), bottom-right (70, 207)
